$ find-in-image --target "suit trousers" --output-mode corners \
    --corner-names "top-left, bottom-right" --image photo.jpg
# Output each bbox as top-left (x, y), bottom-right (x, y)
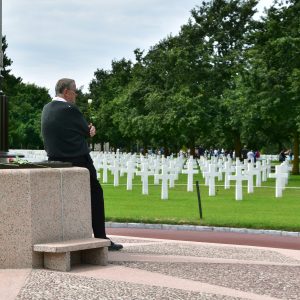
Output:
top-left (49, 154), bottom-right (107, 239)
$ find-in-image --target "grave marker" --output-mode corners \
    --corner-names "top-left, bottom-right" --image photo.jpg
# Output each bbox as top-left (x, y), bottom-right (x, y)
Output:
top-left (182, 158), bottom-right (199, 192)
top-left (269, 165), bottom-right (288, 197)
top-left (223, 161), bottom-right (233, 189)
top-left (229, 166), bottom-right (248, 200)
top-left (155, 164), bottom-right (171, 200)
top-left (136, 161), bottom-right (154, 195)
top-left (122, 159), bottom-right (137, 190)
top-left (203, 163), bottom-right (219, 196)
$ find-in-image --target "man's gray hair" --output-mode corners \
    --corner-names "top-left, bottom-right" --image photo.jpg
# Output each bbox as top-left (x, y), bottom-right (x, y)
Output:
top-left (55, 78), bottom-right (75, 95)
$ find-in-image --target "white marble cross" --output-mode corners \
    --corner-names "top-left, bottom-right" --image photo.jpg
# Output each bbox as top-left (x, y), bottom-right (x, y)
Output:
top-left (153, 158), bottom-right (161, 185)
top-left (136, 161), bottom-right (154, 195)
top-left (229, 166), bottom-right (248, 200)
top-left (244, 163), bottom-right (255, 193)
top-left (168, 168), bottom-right (177, 188)
top-left (201, 161), bottom-right (210, 186)
top-left (266, 159), bottom-right (272, 178)
top-left (281, 161), bottom-right (291, 186)
top-left (122, 159), bottom-right (137, 190)
top-left (169, 160), bottom-right (179, 181)
top-left (182, 158), bottom-right (199, 192)
top-left (119, 156), bottom-right (128, 177)
top-left (223, 161), bottom-right (233, 189)
top-left (261, 160), bottom-right (268, 182)
top-left (254, 161), bottom-right (262, 187)
top-left (235, 158), bottom-right (242, 167)
top-left (155, 164), bottom-right (171, 200)
top-left (269, 165), bottom-right (288, 197)
top-left (203, 163), bottom-right (219, 196)
top-left (217, 159), bottom-right (223, 181)
top-left (110, 159), bottom-right (121, 187)
top-left (93, 157), bottom-right (101, 180)
top-left (99, 156), bottom-right (109, 183)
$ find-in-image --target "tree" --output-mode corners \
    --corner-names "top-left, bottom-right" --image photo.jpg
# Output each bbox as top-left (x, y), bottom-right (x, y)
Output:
top-left (1, 36), bottom-right (22, 95)
top-left (187, 0), bottom-right (260, 156)
top-left (85, 0), bottom-right (300, 165)
top-left (89, 59), bottom-right (133, 149)
top-left (243, 0), bottom-right (300, 173)
top-left (9, 83), bottom-right (51, 148)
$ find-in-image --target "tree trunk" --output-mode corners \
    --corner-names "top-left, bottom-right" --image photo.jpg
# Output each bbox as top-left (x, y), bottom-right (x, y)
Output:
top-left (234, 132), bottom-right (242, 160)
top-left (125, 143), bottom-right (131, 153)
top-left (292, 131), bottom-right (299, 175)
top-left (143, 142), bottom-right (147, 155)
top-left (164, 146), bottom-right (170, 157)
top-left (188, 138), bottom-right (195, 158)
top-left (189, 145), bottom-right (195, 157)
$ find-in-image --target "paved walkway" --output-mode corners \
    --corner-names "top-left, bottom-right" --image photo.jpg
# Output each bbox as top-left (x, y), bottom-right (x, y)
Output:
top-left (1, 228), bottom-right (300, 299)
top-left (106, 226), bottom-right (300, 250)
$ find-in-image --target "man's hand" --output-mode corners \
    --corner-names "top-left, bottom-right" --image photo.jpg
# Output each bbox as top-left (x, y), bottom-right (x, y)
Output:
top-left (89, 123), bottom-right (96, 137)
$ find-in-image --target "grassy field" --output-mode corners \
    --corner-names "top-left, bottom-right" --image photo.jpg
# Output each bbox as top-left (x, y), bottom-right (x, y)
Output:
top-left (101, 169), bottom-right (300, 232)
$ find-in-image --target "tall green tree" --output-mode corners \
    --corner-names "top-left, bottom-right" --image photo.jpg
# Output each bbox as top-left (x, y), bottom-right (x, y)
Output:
top-left (2, 36), bottom-right (51, 149)
top-left (188, 0), bottom-right (260, 156)
top-left (9, 83), bottom-right (51, 149)
top-left (89, 59), bottom-right (133, 149)
top-left (2, 36), bottom-right (22, 96)
top-left (243, 0), bottom-right (300, 173)
top-left (85, 0), bottom-right (300, 164)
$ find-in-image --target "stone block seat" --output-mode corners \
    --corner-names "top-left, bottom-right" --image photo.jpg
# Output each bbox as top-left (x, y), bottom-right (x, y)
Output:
top-left (0, 167), bottom-right (106, 272)
top-left (34, 238), bottom-right (111, 272)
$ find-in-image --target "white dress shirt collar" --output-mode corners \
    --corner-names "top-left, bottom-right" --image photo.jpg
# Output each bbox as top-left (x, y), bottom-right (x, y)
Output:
top-left (52, 96), bottom-right (67, 102)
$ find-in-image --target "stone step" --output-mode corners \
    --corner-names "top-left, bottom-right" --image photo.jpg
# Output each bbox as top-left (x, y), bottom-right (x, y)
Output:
top-left (33, 238), bottom-right (110, 272)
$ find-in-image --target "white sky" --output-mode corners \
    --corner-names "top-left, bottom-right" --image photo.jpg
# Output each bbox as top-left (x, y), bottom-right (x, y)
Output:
top-left (3, 0), bottom-right (273, 96)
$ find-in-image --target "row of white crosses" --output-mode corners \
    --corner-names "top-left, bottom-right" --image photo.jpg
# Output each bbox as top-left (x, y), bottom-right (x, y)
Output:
top-left (11, 149), bottom-right (48, 162)
top-left (199, 155), bottom-right (290, 200)
top-left (91, 152), bottom-right (197, 200)
top-left (91, 151), bottom-right (291, 200)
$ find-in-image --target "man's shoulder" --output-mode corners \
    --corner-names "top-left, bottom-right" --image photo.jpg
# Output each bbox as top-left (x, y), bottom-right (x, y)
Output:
top-left (43, 102), bottom-right (85, 127)
top-left (44, 101), bottom-right (78, 112)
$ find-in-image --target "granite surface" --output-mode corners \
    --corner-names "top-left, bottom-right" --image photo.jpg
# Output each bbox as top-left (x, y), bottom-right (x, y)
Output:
top-left (112, 261), bottom-right (300, 299)
top-left (7, 234), bottom-right (300, 300)
top-left (119, 242), bottom-right (300, 264)
top-left (16, 270), bottom-right (243, 300)
top-left (0, 167), bottom-right (93, 269)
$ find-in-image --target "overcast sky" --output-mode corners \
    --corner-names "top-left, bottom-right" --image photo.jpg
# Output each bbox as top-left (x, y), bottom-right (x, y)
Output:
top-left (3, 0), bottom-right (273, 96)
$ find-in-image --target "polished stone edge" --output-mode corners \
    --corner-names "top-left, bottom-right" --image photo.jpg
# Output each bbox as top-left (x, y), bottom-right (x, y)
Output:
top-left (34, 238), bottom-right (110, 253)
top-left (105, 222), bottom-right (300, 237)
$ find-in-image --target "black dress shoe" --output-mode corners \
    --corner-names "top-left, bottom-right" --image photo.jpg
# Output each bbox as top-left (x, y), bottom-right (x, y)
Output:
top-left (108, 241), bottom-right (123, 251)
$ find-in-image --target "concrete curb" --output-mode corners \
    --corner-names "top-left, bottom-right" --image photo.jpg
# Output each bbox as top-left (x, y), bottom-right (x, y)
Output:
top-left (105, 222), bottom-right (300, 237)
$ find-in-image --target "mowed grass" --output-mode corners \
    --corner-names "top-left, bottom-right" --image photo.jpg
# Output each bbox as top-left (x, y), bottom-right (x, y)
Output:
top-left (101, 169), bottom-right (300, 231)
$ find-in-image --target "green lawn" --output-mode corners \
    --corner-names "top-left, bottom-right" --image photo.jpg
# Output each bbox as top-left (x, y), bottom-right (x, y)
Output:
top-left (101, 170), bottom-right (300, 232)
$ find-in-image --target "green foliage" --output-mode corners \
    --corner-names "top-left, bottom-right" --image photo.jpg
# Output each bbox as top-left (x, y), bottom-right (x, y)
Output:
top-left (9, 83), bottom-right (51, 148)
top-left (88, 59), bottom-right (133, 148)
top-left (2, 36), bottom-right (22, 95)
top-left (240, 0), bottom-right (300, 172)
top-left (2, 36), bottom-right (51, 149)
top-left (4, 0), bottom-right (300, 159)
top-left (88, 0), bottom-right (269, 156)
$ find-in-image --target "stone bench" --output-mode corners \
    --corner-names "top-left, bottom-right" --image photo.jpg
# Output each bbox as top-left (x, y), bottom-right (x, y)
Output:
top-left (33, 238), bottom-right (111, 272)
